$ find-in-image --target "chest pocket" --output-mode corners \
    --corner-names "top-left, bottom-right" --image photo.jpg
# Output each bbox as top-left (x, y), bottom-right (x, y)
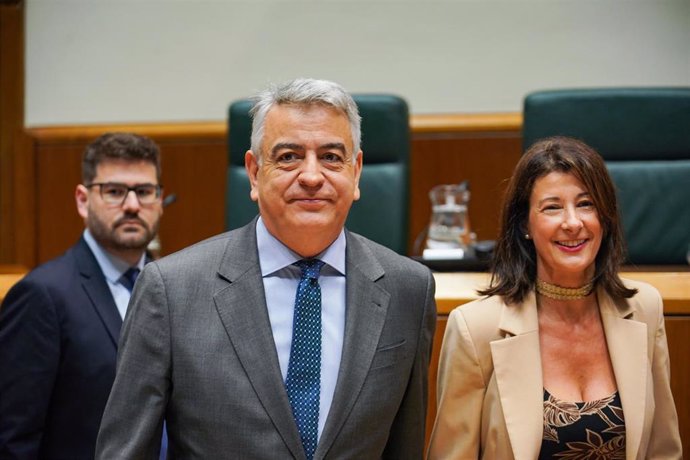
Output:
top-left (370, 339), bottom-right (406, 370)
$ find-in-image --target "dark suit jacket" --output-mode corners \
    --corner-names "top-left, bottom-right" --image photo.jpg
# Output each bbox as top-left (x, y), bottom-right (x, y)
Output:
top-left (96, 220), bottom-right (437, 459)
top-left (0, 237), bottom-right (122, 459)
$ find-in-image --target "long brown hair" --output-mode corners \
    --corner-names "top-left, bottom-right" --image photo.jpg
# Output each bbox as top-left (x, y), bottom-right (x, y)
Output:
top-left (479, 136), bottom-right (636, 304)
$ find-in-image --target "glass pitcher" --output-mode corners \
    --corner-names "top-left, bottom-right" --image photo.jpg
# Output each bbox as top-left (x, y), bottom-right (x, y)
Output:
top-left (425, 181), bottom-right (472, 253)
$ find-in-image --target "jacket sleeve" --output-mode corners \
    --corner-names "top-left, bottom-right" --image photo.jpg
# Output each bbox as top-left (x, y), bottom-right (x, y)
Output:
top-left (95, 262), bottom-right (169, 460)
top-left (0, 279), bottom-right (61, 458)
top-left (382, 269), bottom-right (437, 460)
top-left (646, 290), bottom-right (683, 459)
top-left (427, 307), bottom-right (485, 460)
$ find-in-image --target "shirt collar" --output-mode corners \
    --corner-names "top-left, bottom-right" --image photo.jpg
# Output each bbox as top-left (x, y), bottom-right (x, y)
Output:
top-left (83, 229), bottom-right (146, 283)
top-left (256, 217), bottom-right (346, 276)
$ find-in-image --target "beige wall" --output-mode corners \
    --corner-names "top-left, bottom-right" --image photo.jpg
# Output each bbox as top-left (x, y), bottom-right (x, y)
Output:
top-left (25, 0), bottom-right (690, 126)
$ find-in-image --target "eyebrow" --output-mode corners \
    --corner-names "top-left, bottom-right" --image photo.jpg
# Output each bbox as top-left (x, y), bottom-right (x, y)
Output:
top-left (269, 142), bottom-right (348, 157)
top-left (320, 143), bottom-right (347, 153)
top-left (270, 143), bottom-right (304, 157)
top-left (537, 191), bottom-right (591, 207)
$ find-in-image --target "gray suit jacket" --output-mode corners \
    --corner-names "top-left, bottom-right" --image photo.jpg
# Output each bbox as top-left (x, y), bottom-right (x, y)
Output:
top-left (96, 220), bottom-right (436, 459)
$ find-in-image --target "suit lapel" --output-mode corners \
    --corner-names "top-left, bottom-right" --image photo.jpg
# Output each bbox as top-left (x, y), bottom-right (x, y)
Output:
top-left (598, 288), bottom-right (647, 460)
top-left (75, 238), bottom-right (121, 347)
top-left (490, 291), bottom-right (544, 460)
top-left (315, 233), bottom-right (389, 458)
top-left (212, 221), bottom-right (305, 460)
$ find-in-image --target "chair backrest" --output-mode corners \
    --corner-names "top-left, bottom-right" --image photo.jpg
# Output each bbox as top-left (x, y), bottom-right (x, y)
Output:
top-left (523, 88), bottom-right (690, 265)
top-left (226, 94), bottom-right (410, 254)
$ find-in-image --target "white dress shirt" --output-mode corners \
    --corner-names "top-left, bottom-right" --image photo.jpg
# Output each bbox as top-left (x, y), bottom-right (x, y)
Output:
top-left (256, 217), bottom-right (346, 439)
top-left (83, 229), bottom-right (146, 320)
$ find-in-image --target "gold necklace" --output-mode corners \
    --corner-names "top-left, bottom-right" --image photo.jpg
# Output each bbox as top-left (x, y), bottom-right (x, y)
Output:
top-left (536, 278), bottom-right (594, 301)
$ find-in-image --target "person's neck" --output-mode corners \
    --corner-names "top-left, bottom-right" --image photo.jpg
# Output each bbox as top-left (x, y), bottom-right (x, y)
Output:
top-left (269, 228), bottom-right (340, 259)
top-left (105, 247), bottom-right (145, 267)
top-left (537, 294), bottom-right (599, 325)
top-left (291, 243), bottom-right (330, 259)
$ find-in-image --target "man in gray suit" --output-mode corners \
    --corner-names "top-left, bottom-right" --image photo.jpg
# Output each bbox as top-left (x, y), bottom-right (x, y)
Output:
top-left (96, 78), bottom-right (436, 459)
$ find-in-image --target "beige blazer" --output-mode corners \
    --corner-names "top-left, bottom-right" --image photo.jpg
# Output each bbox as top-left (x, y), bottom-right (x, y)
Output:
top-left (428, 278), bottom-right (682, 460)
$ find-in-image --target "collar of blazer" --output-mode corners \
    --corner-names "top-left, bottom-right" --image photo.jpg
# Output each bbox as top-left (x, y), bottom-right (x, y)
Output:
top-left (75, 237), bottom-right (122, 346)
top-left (597, 284), bottom-right (646, 460)
top-left (491, 285), bottom-right (646, 460)
top-left (215, 218), bottom-right (386, 284)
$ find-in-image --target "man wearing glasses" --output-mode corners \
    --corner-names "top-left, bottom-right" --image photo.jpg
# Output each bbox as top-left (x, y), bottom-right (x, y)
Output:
top-left (0, 132), bottom-right (164, 459)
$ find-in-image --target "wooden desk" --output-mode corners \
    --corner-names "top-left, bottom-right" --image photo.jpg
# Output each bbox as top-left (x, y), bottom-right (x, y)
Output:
top-left (429, 271), bottom-right (690, 452)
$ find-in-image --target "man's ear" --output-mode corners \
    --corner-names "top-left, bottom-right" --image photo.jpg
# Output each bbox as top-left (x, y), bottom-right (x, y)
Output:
top-left (75, 184), bottom-right (89, 219)
top-left (352, 150), bottom-right (363, 201)
top-left (245, 151), bottom-right (260, 202)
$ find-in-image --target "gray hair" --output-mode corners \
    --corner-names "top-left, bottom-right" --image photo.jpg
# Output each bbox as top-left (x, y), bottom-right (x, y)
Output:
top-left (249, 78), bottom-right (361, 163)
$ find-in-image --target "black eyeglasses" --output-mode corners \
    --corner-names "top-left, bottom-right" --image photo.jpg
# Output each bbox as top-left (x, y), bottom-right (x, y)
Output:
top-left (86, 182), bottom-right (162, 206)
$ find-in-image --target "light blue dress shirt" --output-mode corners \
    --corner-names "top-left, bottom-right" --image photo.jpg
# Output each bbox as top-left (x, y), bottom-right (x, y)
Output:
top-left (83, 229), bottom-right (146, 320)
top-left (256, 217), bottom-right (346, 440)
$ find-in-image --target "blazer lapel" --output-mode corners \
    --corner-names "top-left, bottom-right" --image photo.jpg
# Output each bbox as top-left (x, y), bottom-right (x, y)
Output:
top-left (212, 221), bottom-right (305, 460)
top-left (598, 288), bottom-right (647, 460)
top-left (490, 291), bottom-right (544, 460)
top-left (75, 238), bottom-right (121, 347)
top-left (315, 233), bottom-right (390, 458)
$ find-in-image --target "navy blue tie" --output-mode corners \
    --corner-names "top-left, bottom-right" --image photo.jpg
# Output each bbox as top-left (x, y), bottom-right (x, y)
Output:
top-left (285, 259), bottom-right (324, 460)
top-left (120, 267), bottom-right (140, 293)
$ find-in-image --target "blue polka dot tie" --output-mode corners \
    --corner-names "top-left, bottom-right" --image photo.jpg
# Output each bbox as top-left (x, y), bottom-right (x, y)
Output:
top-left (120, 267), bottom-right (140, 293)
top-left (285, 259), bottom-right (324, 460)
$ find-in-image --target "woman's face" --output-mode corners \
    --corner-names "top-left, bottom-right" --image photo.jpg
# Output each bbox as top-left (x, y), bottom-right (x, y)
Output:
top-left (527, 171), bottom-right (602, 286)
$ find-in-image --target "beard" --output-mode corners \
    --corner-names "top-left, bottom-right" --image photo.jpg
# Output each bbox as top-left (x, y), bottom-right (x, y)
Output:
top-left (87, 210), bottom-right (159, 252)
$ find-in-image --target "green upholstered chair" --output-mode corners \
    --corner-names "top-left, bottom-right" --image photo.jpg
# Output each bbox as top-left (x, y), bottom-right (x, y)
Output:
top-left (226, 94), bottom-right (410, 254)
top-left (523, 88), bottom-right (690, 265)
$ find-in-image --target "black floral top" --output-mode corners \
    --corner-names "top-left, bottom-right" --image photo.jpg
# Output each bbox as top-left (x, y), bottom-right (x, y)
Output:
top-left (539, 389), bottom-right (626, 459)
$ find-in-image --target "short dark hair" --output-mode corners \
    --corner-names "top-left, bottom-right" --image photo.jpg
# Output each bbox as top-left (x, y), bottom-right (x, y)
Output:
top-left (81, 132), bottom-right (161, 184)
top-left (479, 136), bottom-right (636, 304)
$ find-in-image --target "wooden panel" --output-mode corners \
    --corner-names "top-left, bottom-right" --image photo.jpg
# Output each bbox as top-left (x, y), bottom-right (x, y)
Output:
top-left (29, 128), bottom-right (227, 264)
top-left (28, 122), bottom-right (225, 143)
top-left (155, 140), bottom-right (227, 257)
top-left (0, 1), bottom-right (29, 265)
top-left (35, 144), bottom-right (83, 262)
top-left (409, 132), bottom-right (522, 254)
top-left (665, 316), bottom-right (690, 455)
top-left (411, 112), bottom-right (521, 133)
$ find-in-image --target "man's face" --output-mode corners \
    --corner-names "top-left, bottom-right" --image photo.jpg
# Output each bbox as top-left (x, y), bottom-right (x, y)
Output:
top-left (76, 159), bottom-right (163, 256)
top-left (246, 103), bottom-right (362, 256)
